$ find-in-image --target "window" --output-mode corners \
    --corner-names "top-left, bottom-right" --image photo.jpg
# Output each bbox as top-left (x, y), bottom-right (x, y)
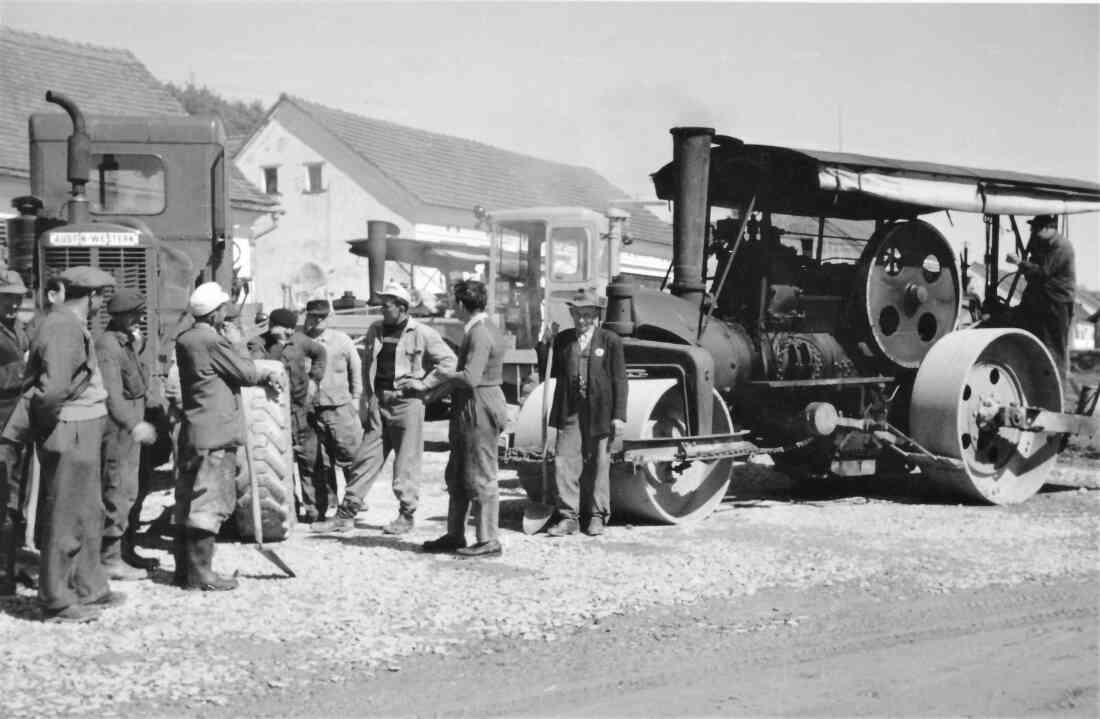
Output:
top-left (305, 162), bottom-right (324, 193)
top-left (88, 154), bottom-right (165, 215)
top-left (549, 226), bottom-right (589, 280)
top-left (263, 166), bottom-right (279, 195)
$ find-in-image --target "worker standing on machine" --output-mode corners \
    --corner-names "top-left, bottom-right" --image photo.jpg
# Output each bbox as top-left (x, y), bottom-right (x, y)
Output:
top-left (544, 290), bottom-right (628, 537)
top-left (1007, 214), bottom-right (1076, 382)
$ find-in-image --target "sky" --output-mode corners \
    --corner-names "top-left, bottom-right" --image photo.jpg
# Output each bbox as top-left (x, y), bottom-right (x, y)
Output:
top-left (2, 1), bottom-right (1098, 288)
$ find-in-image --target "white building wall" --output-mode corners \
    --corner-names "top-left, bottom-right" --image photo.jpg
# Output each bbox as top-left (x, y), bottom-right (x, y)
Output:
top-left (235, 119), bottom-right (409, 310)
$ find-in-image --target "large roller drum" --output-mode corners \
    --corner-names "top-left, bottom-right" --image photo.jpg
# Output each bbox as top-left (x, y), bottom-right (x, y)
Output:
top-left (511, 378), bottom-right (735, 523)
top-left (909, 329), bottom-right (1063, 504)
top-left (855, 220), bottom-right (960, 369)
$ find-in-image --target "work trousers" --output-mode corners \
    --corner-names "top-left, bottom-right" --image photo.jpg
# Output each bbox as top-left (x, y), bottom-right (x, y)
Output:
top-left (175, 442), bottom-right (239, 535)
top-left (101, 417), bottom-right (141, 540)
top-left (0, 440), bottom-right (25, 515)
top-left (344, 395), bottom-right (424, 514)
top-left (291, 406), bottom-right (321, 512)
top-left (444, 386), bottom-right (507, 543)
top-left (1018, 301), bottom-right (1073, 384)
top-left (311, 402), bottom-right (375, 510)
top-left (553, 412), bottom-right (611, 523)
top-left (37, 417), bottom-right (110, 611)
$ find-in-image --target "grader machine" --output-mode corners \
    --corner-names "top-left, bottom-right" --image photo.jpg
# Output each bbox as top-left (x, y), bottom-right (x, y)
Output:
top-left (510, 127), bottom-right (1100, 522)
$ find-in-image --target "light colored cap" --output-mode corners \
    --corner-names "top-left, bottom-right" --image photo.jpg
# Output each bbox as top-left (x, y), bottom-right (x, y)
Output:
top-left (566, 289), bottom-right (605, 309)
top-left (188, 282), bottom-right (230, 317)
top-left (0, 269), bottom-right (28, 295)
top-left (378, 283), bottom-right (412, 308)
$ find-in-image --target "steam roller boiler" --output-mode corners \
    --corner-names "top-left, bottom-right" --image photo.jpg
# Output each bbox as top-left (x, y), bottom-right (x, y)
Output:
top-left (508, 127), bottom-right (1100, 522)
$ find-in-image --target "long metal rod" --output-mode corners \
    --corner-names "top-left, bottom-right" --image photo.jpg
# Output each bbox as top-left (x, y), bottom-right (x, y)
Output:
top-left (700, 195), bottom-right (756, 337)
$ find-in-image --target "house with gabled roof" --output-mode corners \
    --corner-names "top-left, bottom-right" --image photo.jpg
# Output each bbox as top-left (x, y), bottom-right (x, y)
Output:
top-left (234, 94), bottom-right (672, 309)
top-left (0, 26), bottom-right (278, 280)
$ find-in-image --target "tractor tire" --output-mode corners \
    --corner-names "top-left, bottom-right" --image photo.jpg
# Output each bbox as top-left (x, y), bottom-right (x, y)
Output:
top-left (234, 360), bottom-right (296, 541)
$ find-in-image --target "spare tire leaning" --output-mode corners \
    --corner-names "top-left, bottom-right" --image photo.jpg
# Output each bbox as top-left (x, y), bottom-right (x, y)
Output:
top-left (235, 359), bottom-right (295, 541)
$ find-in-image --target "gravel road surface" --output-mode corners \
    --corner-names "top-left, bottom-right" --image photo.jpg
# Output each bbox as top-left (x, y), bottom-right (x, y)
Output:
top-left (0, 438), bottom-right (1096, 717)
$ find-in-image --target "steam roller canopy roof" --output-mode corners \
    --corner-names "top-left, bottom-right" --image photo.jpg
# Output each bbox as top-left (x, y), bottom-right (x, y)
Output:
top-left (651, 138), bottom-right (1100, 220)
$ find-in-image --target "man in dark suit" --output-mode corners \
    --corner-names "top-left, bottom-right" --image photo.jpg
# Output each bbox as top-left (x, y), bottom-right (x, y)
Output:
top-left (546, 290), bottom-right (627, 537)
top-left (410, 280), bottom-right (508, 558)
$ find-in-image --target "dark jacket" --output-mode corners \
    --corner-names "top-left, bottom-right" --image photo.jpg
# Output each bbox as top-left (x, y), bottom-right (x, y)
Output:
top-left (1020, 233), bottom-right (1076, 307)
top-left (23, 307), bottom-right (106, 435)
top-left (176, 321), bottom-right (264, 450)
top-left (95, 325), bottom-right (148, 431)
top-left (0, 320), bottom-right (28, 425)
top-left (246, 330), bottom-right (326, 409)
top-left (549, 327), bottom-right (627, 437)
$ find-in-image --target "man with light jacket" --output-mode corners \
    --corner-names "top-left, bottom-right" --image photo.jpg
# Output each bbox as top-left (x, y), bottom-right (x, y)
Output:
top-left (325, 284), bottom-right (455, 535)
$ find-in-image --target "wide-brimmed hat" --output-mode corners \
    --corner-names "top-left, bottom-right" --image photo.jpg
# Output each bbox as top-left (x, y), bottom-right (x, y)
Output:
top-left (1027, 214), bottom-right (1058, 228)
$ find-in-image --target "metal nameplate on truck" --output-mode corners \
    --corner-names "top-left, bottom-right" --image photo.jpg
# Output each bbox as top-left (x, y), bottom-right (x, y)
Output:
top-left (48, 231), bottom-right (141, 247)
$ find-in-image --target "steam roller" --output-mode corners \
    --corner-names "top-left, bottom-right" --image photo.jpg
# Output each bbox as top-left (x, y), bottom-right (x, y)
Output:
top-left (510, 378), bottom-right (737, 524)
top-left (907, 328), bottom-right (1066, 505)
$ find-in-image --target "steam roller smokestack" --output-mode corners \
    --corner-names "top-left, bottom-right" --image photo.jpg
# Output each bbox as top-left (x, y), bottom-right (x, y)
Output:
top-left (669, 127), bottom-right (714, 306)
top-left (365, 220), bottom-right (399, 305)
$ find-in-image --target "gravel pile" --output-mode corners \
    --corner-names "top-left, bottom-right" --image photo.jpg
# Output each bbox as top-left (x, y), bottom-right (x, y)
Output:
top-left (0, 452), bottom-right (1096, 717)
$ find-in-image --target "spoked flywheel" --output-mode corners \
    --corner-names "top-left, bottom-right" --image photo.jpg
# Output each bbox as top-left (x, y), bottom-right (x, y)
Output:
top-left (856, 220), bottom-right (960, 369)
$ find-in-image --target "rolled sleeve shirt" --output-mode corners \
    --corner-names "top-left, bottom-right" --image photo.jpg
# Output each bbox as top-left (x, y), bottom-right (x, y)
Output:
top-left (313, 328), bottom-right (361, 407)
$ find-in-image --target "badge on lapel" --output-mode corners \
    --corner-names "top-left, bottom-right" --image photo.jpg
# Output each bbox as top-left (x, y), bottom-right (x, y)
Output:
top-left (595, 348), bottom-right (605, 357)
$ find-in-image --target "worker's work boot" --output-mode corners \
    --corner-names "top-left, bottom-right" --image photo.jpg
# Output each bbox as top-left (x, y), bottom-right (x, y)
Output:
top-left (311, 503), bottom-right (358, 533)
top-left (44, 604), bottom-right (102, 624)
top-left (546, 517), bottom-right (579, 537)
top-left (101, 536), bottom-right (149, 581)
top-left (382, 510), bottom-right (414, 536)
top-left (585, 516), bottom-right (606, 537)
top-left (121, 525), bottom-right (160, 571)
top-left (421, 534), bottom-right (466, 553)
top-left (0, 511), bottom-right (18, 595)
top-left (455, 539), bottom-right (502, 558)
top-left (183, 528), bottom-right (238, 592)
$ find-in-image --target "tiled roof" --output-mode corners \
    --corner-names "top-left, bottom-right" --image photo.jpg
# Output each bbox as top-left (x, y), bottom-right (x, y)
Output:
top-left (282, 95), bottom-right (670, 245)
top-left (0, 26), bottom-right (272, 209)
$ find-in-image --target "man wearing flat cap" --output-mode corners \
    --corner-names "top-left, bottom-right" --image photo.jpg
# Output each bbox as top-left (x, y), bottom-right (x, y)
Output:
top-left (302, 299), bottom-right (375, 527)
top-left (1007, 214), bottom-right (1076, 382)
top-left (247, 308), bottom-right (328, 522)
top-left (545, 289), bottom-right (627, 538)
top-left (0, 269), bottom-right (31, 595)
top-left (174, 282), bottom-right (282, 591)
top-left (330, 283), bottom-right (455, 535)
top-left (95, 289), bottom-right (158, 581)
top-left (24, 266), bottom-right (120, 622)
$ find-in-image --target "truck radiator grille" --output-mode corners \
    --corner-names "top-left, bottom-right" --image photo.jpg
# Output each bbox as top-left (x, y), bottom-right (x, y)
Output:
top-left (43, 247), bottom-right (151, 336)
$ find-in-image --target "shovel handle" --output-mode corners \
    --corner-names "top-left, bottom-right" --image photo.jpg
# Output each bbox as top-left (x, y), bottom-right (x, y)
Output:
top-left (540, 335), bottom-right (556, 501)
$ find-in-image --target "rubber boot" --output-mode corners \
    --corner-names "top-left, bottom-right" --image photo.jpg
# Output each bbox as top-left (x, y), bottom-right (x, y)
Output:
top-left (184, 528), bottom-right (238, 591)
top-left (121, 525), bottom-right (160, 571)
top-left (172, 525), bottom-right (188, 587)
top-left (0, 511), bottom-right (18, 596)
top-left (101, 536), bottom-right (148, 581)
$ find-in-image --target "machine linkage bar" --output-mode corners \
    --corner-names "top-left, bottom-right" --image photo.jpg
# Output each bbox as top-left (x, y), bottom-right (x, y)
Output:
top-left (616, 431), bottom-right (758, 464)
top-left (981, 404), bottom-right (1100, 440)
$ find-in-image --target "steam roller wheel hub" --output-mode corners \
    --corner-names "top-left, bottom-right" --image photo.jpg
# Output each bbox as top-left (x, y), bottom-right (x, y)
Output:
top-left (909, 328), bottom-right (1063, 504)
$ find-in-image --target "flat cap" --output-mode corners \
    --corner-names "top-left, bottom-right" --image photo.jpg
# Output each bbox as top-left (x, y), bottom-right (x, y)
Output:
top-left (566, 288), bottom-right (605, 309)
top-left (269, 308), bottom-right (298, 329)
top-left (0, 270), bottom-right (28, 295)
top-left (305, 299), bottom-right (332, 316)
top-left (106, 288), bottom-right (145, 314)
top-left (60, 266), bottom-right (116, 289)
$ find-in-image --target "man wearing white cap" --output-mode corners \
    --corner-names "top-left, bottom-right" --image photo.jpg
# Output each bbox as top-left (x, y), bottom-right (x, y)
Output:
top-left (173, 282), bottom-right (280, 591)
top-left (317, 283), bottom-right (455, 535)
